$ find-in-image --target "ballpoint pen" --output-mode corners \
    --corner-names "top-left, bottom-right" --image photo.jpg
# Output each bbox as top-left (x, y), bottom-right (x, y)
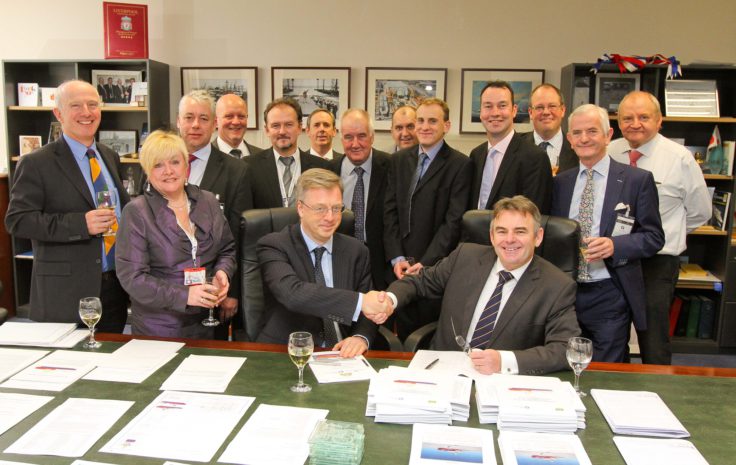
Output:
top-left (425, 358), bottom-right (440, 369)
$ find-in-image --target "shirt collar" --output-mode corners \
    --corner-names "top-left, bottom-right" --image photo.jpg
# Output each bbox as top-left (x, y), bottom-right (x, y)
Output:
top-left (533, 129), bottom-right (564, 148)
top-left (310, 148), bottom-right (333, 159)
top-left (64, 134), bottom-right (98, 162)
top-left (487, 129), bottom-right (515, 154)
top-left (629, 133), bottom-right (661, 157)
top-left (216, 136), bottom-right (246, 154)
top-left (344, 150), bottom-right (373, 175)
top-left (191, 143), bottom-right (212, 161)
top-left (491, 254), bottom-right (533, 281)
top-left (578, 154), bottom-right (611, 177)
top-left (419, 139), bottom-right (444, 161)
top-left (300, 224), bottom-right (334, 253)
top-left (273, 146), bottom-right (299, 161)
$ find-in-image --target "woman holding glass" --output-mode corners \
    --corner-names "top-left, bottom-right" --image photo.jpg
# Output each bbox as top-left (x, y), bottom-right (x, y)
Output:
top-left (116, 130), bottom-right (235, 338)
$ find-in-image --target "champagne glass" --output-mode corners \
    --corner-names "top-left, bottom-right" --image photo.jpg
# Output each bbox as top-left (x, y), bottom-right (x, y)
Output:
top-left (96, 191), bottom-right (117, 236)
top-left (201, 275), bottom-right (221, 327)
top-left (288, 331), bottom-right (314, 393)
top-left (567, 336), bottom-right (593, 397)
top-left (79, 297), bottom-right (102, 349)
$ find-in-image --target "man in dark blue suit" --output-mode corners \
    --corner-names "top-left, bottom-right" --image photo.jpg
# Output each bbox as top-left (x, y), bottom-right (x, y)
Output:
top-left (551, 104), bottom-right (664, 362)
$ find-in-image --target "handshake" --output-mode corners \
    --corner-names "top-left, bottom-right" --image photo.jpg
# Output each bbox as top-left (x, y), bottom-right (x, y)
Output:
top-left (361, 290), bottom-right (395, 325)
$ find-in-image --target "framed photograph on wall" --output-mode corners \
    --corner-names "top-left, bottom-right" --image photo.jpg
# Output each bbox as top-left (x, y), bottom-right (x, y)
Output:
top-left (595, 73), bottom-right (640, 114)
top-left (365, 67), bottom-right (447, 131)
top-left (19, 135), bottom-right (42, 156)
top-left (460, 68), bottom-right (545, 134)
top-left (181, 67), bottom-right (258, 129)
top-left (99, 130), bottom-right (137, 157)
top-left (91, 69), bottom-right (144, 106)
top-left (271, 67), bottom-right (350, 128)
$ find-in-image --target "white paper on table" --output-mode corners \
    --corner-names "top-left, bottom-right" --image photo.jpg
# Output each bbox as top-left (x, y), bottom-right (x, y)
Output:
top-left (0, 322), bottom-right (77, 346)
top-left (613, 436), bottom-right (709, 465)
top-left (219, 404), bottom-right (329, 465)
top-left (84, 339), bottom-right (183, 383)
top-left (4, 398), bottom-right (133, 457)
top-left (0, 348), bottom-right (50, 382)
top-left (591, 389), bottom-right (690, 438)
top-left (0, 393), bottom-right (55, 436)
top-left (408, 350), bottom-right (482, 379)
top-left (71, 461), bottom-right (121, 465)
top-left (101, 390), bottom-right (254, 463)
top-left (372, 366), bottom-right (455, 411)
top-left (163, 462), bottom-right (192, 465)
top-left (0, 461), bottom-right (40, 465)
top-left (308, 351), bottom-right (376, 383)
top-left (1, 350), bottom-right (108, 391)
top-left (160, 354), bottom-right (246, 392)
top-left (409, 423), bottom-right (496, 465)
top-left (48, 330), bottom-right (89, 348)
top-left (498, 431), bottom-right (592, 465)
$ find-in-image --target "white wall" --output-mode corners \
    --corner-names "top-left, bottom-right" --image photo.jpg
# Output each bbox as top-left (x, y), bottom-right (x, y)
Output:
top-left (2, 0), bottom-right (735, 170)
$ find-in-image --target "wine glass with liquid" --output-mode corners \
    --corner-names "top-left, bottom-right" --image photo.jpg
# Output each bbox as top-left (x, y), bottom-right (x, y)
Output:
top-left (288, 331), bottom-right (314, 393)
top-left (96, 191), bottom-right (117, 236)
top-left (201, 275), bottom-right (221, 327)
top-left (578, 241), bottom-right (591, 281)
top-left (79, 297), bottom-right (102, 349)
top-left (567, 336), bottom-right (593, 397)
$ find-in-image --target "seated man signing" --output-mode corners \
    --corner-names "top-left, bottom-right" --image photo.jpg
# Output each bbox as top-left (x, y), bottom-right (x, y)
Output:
top-left (387, 196), bottom-right (581, 375)
top-left (256, 168), bottom-right (391, 356)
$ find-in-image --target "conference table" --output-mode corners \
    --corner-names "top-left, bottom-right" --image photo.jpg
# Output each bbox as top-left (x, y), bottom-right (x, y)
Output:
top-left (1, 333), bottom-right (735, 465)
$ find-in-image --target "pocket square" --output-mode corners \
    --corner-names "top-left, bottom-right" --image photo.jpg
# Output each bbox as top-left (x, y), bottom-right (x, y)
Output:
top-left (614, 202), bottom-right (629, 211)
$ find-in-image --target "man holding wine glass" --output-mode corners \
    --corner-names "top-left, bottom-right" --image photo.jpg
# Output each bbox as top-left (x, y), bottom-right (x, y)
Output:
top-left (6, 80), bottom-right (130, 332)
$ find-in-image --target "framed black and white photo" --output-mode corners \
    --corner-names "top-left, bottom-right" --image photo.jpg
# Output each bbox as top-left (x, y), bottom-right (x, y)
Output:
top-left (91, 69), bottom-right (143, 106)
top-left (460, 68), bottom-right (545, 134)
top-left (99, 130), bottom-right (137, 157)
top-left (594, 73), bottom-right (640, 114)
top-left (19, 135), bottom-right (42, 156)
top-left (47, 122), bottom-right (62, 144)
top-left (271, 67), bottom-right (350, 128)
top-left (181, 67), bottom-right (258, 129)
top-left (365, 67), bottom-right (447, 131)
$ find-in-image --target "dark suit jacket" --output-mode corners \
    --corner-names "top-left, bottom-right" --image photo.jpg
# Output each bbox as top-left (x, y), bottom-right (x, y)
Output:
top-left (245, 142), bottom-right (263, 156)
top-left (246, 148), bottom-right (330, 209)
top-left (256, 223), bottom-right (378, 345)
top-left (5, 138), bottom-right (130, 323)
top-left (551, 157), bottom-right (665, 330)
top-left (469, 132), bottom-right (553, 214)
top-left (97, 84), bottom-right (109, 102)
top-left (519, 131), bottom-right (579, 174)
top-left (329, 149), bottom-right (391, 289)
top-left (383, 141), bottom-right (472, 267)
top-left (389, 244), bottom-right (581, 375)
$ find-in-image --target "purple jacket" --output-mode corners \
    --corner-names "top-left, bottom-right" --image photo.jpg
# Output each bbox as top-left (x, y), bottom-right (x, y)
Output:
top-left (116, 184), bottom-right (236, 337)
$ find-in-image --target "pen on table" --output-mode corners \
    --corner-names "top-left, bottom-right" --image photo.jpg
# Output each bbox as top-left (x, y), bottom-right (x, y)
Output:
top-left (361, 358), bottom-right (371, 368)
top-left (424, 358), bottom-right (440, 370)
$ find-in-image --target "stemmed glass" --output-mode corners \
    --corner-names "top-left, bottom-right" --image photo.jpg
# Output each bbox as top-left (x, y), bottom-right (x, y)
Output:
top-left (79, 297), bottom-right (102, 349)
top-left (201, 275), bottom-right (221, 327)
top-left (96, 191), bottom-right (117, 236)
top-left (288, 331), bottom-right (314, 393)
top-left (578, 241), bottom-right (591, 281)
top-left (451, 317), bottom-right (471, 354)
top-left (567, 336), bottom-right (593, 397)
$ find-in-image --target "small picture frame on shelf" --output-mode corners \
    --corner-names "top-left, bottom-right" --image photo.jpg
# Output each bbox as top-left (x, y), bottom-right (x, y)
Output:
top-left (47, 122), bottom-right (62, 144)
top-left (19, 135), bottom-right (42, 156)
top-left (594, 73), bottom-right (640, 114)
top-left (99, 130), bottom-right (137, 157)
top-left (181, 67), bottom-right (258, 129)
top-left (91, 69), bottom-right (144, 106)
top-left (271, 67), bottom-right (350, 128)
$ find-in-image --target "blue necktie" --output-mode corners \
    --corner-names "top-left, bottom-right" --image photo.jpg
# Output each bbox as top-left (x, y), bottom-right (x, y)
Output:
top-left (352, 167), bottom-right (365, 241)
top-left (470, 270), bottom-right (514, 349)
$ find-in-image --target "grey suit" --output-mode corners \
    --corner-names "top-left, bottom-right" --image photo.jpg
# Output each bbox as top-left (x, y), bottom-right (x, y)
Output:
top-left (256, 223), bottom-right (378, 345)
top-left (6, 138), bottom-right (130, 328)
top-left (388, 243), bottom-right (580, 375)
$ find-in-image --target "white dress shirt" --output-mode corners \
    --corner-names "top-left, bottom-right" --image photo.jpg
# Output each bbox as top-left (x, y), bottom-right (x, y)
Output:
top-left (533, 129), bottom-right (564, 168)
top-left (609, 134), bottom-right (712, 255)
top-left (187, 143), bottom-right (212, 187)
top-left (273, 148), bottom-right (302, 207)
top-left (310, 148), bottom-right (334, 160)
top-left (216, 136), bottom-right (251, 157)
top-left (478, 130), bottom-right (515, 209)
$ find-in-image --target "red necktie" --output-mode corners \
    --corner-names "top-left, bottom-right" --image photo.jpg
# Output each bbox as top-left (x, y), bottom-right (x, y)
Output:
top-left (629, 149), bottom-right (643, 167)
top-left (187, 153), bottom-right (197, 179)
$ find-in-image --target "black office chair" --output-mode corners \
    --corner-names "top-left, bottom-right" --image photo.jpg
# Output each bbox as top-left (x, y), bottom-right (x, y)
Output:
top-left (0, 280), bottom-right (7, 325)
top-left (403, 210), bottom-right (580, 352)
top-left (239, 207), bottom-right (403, 351)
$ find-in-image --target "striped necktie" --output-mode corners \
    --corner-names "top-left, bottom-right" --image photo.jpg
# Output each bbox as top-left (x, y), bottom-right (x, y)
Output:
top-left (86, 149), bottom-right (116, 266)
top-left (470, 270), bottom-right (514, 349)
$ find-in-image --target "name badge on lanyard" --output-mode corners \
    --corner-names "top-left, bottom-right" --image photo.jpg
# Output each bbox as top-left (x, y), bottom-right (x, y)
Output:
top-left (612, 204), bottom-right (635, 237)
top-left (183, 241), bottom-right (205, 285)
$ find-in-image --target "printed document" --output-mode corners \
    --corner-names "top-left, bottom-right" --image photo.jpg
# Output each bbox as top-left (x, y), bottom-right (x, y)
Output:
top-left (409, 423), bottom-right (496, 465)
top-left (160, 354), bottom-right (246, 392)
top-left (308, 351), bottom-right (376, 383)
top-left (0, 393), bottom-right (54, 436)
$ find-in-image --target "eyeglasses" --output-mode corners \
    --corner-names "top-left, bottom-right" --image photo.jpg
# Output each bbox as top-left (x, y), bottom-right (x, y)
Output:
top-left (531, 104), bottom-right (562, 112)
top-left (299, 201), bottom-right (345, 216)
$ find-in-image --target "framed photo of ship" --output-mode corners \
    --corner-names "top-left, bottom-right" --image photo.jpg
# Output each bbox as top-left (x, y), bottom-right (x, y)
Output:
top-left (181, 67), bottom-right (259, 129)
top-left (271, 67), bottom-right (350, 129)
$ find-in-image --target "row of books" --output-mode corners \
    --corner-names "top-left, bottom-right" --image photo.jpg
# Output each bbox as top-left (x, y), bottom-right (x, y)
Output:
top-left (668, 293), bottom-right (716, 339)
top-left (709, 188), bottom-right (731, 231)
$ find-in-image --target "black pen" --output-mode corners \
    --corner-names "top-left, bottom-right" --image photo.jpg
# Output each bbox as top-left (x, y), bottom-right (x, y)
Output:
top-left (425, 358), bottom-right (440, 369)
top-left (361, 358), bottom-right (371, 368)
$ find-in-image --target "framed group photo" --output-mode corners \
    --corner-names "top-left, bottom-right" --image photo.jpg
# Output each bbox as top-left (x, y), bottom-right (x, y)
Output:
top-left (181, 67), bottom-right (259, 129)
top-left (91, 69), bottom-right (143, 106)
top-left (271, 67), bottom-right (350, 128)
top-left (460, 68), bottom-right (545, 134)
top-left (365, 67), bottom-right (447, 131)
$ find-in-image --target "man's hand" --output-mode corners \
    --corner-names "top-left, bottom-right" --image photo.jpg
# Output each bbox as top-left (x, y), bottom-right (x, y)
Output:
top-left (469, 349), bottom-right (501, 375)
top-left (85, 209), bottom-right (116, 235)
top-left (583, 236), bottom-right (614, 262)
top-left (333, 336), bottom-right (368, 357)
top-left (219, 297), bottom-right (238, 322)
top-left (393, 260), bottom-right (423, 279)
top-left (361, 290), bottom-right (394, 324)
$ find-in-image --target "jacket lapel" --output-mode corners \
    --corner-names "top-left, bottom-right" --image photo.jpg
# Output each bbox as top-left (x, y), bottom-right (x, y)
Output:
top-left (199, 148), bottom-right (223, 191)
top-left (414, 141), bottom-right (448, 193)
top-left (460, 248), bottom-right (496, 336)
top-left (488, 257), bottom-right (540, 345)
top-left (600, 158), bottom-right (625, 236)
top-left (487, 135), bottom-right (520, 207)
top-left (54, 139), bottom-right (96, 209)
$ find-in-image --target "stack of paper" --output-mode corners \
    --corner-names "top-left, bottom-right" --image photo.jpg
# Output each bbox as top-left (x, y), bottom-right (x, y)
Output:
top-left (219, 404), bottom-right (328, 465)
top-left (308, 420), bottom-right (364, 465)
top-left (366, 366), bottom-right (456, 425)
top-left (0, 350), bottom-right (108, 391)
top-left (409, 423), bottom-right (496, 465)
top-left (0, 348), bottom-right (50, 382)
top-left (613, 436), bottom-right (709, 465)
top-left (475, 375), bottom-right (585, 432)
top-left (591, 389), bottom-right (690, 438)
top-left (0, 322), bottom-right (87, 348)
top-left (308, 351), bottom-right (377, 383)
top-left (160, 354), bottom-right (246, 392)
top-left (84, 339), bottom-right (183, 383)
top-left (498, 431), bottom-right (592, 465)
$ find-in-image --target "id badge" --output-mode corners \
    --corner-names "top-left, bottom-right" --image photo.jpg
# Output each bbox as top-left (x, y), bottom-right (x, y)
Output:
top-left (612, 214), bottom-right (634, 237)
top-left (184, 267), bottom-right (206, 286)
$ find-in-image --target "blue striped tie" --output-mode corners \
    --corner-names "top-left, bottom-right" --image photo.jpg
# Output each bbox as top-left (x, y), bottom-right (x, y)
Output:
top-left (470, 270), bottom-right (514, 349)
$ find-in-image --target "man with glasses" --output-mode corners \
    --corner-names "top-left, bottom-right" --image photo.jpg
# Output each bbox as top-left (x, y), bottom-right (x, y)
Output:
top-left (522, 84), bottom-right (578, 175)
top-left (469, 81), bottom-right (553, 214)
top-left (256, 168), bottom-right (392, 356)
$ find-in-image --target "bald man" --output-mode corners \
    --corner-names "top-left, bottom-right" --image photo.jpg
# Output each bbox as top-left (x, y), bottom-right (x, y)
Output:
top-left (215, 93), bottom-right (263, 159)
top-left (390, 105), bottom-right (418, 152)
